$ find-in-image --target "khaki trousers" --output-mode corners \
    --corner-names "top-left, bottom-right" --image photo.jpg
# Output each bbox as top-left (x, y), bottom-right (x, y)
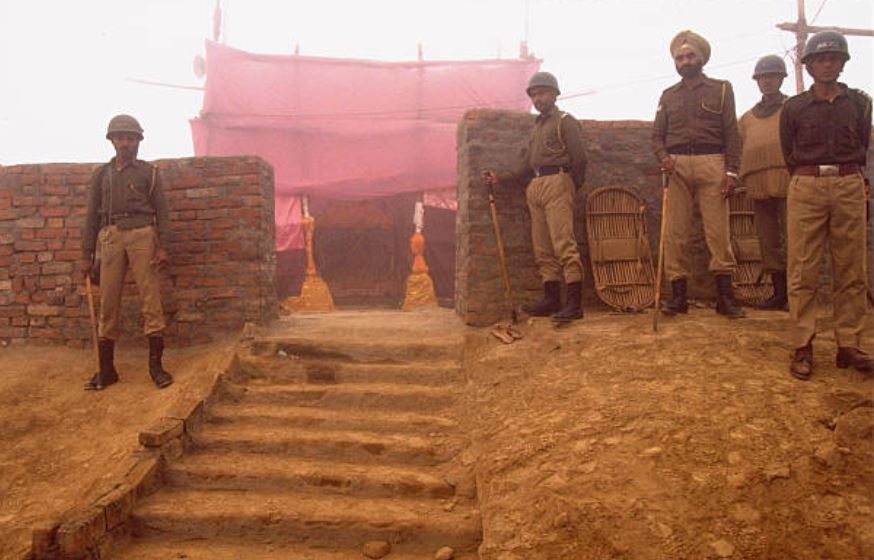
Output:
top-left (526, 172), bottom-right (583, 283)
top-left (787, 173), bottom-right (868, 349)
top-left (664, 154), bottom-right (736, 281)
top-left (753, 197), bottom-right (787, 274)
top-left (98, 225), bottom-right (166, 340)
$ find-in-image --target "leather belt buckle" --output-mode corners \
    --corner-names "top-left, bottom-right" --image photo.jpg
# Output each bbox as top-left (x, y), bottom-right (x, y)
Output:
top-left (817, 164), bottom-right (839, 177)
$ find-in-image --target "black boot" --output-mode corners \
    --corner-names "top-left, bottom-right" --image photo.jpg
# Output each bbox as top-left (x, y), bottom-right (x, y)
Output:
top-left (758, 270), bottom-right (788, 310)
top-left (551, 282), bottom-right (584, 323)
top-left (148, 336), bottom-right (174, 389)
top-left (522, 281), bottom-right (562, 317)
top-left (660, 278), bottom-right (688, 315)
top-left (84, 338), bottom-right (119, 391)
top-left (715, 275), bottom-right (746, 319)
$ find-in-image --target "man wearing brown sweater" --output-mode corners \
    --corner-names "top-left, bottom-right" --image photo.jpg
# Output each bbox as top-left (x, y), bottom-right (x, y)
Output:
top-left (738, 55), bottom-right (791, 310)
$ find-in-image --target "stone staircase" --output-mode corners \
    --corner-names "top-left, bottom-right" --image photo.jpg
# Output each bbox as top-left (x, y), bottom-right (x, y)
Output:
top-left (113, 311), bottom-right (480, 559)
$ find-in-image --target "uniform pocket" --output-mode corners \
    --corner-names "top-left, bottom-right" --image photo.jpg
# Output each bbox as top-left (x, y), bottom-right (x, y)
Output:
top-left (797, 124), bottom-right (820, 147)
top-left (835, 125), bottom-right (860, 152)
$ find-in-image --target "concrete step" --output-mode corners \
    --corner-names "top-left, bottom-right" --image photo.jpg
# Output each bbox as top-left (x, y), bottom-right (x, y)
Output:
top-left (191, 423), bottom-right (458, 466)
top-left (250, 335), bottom-right (463, 364)
top-left (164, 451), bottom-right (457, 499)
top-left (237, 355), bottom-right (462, 387)
top-left (113, 537), bottom-right (480, 559)
top-left (230, 381), bottom-right (455, 412)
top-left (208, 401), bottom-right (458, 434)
top-left (130, 489), bottom-right (481, 551)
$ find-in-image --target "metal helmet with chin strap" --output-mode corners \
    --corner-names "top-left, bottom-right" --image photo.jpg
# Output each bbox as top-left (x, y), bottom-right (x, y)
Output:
top-left (526, 72), bottom-right (560, 96)
top-left (106, 114), bottom-right (144, 140)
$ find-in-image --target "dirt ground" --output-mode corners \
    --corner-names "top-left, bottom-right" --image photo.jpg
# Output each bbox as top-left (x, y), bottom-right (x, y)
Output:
top-left (460, 305), bottom-right (874, 559)
top-left (0, 338), bottom-right (235, 560)
top-left (1, 306), bottom-right (872, 560)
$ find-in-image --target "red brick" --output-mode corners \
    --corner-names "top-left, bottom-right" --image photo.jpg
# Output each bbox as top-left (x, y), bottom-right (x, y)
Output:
top-left (15, 240), bottom-right (46, 251)
top-left (195, 276), bottom-right (226, 287)
top-left (36, 228), bottom-right (66, 239)
top-left (0, 307), bottom-right (25, 318)
top-left (13, 196), bottom-right (37, 207)
top-left (42, 207), bottom-right (71, 217)
top-left (41, 184), bottom-right (71, 195)
top-left (56, 250), bottom-right (81, 261)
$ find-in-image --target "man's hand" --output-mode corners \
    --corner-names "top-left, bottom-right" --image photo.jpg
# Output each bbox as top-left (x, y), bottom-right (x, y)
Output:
top-left (81, 254), bottom-right (94, 277)
top-left (151, 248), bottom-right (168, 272)
top-left (481, 170), bottom-right (498, 186)
top-left (722, 173), bottom-right (741, 198)
top-left (659, 156), bottom-right (677, 176)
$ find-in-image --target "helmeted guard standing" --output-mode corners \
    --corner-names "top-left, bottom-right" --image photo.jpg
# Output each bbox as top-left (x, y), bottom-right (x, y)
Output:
top-left (482, 71), bottom-right (588, 322)
top-left (738, 55), bottom-right (791, 310)
top-left (652, 30), bottom-right (745, 319)
top-left (82, 114), bottom-right (174, 390)
top-left (780, 31), bottom-right (873, 380)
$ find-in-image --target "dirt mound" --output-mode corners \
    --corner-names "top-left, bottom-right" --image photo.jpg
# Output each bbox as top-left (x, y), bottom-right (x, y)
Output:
top-left (460, 309), bottom-right (874, 559)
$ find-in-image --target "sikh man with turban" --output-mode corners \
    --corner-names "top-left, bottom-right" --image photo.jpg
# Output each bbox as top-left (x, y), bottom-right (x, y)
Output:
top-left (653, 30), bottom-right (745, 319)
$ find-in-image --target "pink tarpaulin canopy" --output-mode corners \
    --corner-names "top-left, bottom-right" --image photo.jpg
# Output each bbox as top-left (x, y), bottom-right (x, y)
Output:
top-left (190, 41), bottom-right (539, 250)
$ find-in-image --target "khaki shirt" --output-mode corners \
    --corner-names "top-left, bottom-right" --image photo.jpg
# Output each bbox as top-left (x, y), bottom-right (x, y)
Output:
top-left (83, 158), bottom-right (170, 254)
top-left (509, 106), bottom-right (588, 188)
top-left (652, 74), bottom-right (741, 172)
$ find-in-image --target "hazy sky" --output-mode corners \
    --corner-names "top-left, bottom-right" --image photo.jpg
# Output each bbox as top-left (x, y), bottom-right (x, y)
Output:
top-left (1, 0), bottom-right (872, 165)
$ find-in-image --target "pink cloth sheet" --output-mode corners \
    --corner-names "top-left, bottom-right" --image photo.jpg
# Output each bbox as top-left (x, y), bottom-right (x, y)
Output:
top-left (191, 41), bottom-right (539, 249)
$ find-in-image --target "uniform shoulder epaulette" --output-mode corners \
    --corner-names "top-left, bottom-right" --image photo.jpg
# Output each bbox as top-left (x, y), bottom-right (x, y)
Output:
top-left (850, 88), bottom-right (872, 105)
top-left (849, 88), bottom-right (872, 119)
top-left (664, 81), bottom-right (682, 94)
top-left (89, 162), bottom-right (111, 181)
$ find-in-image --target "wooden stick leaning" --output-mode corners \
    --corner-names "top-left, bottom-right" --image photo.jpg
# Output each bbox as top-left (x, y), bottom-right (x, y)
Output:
top-left (653, 172), bottom-right (670, 333)
top-left (85, 274), bottom-right (100, 370)
top-left (487, 182), bottom-right (518, 325)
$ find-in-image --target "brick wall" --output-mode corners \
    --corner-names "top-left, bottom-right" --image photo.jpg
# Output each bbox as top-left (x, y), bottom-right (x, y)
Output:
top-left (0, 156), bottom-right (278, 346)
top-left (455, 109), bottom-right (874, 327)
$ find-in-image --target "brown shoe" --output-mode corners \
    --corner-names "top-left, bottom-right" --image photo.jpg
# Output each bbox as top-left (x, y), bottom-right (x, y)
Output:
top-left (836, 347), bottom-right (874, 373)
top-left (790, 346), bottom-right (813, 381)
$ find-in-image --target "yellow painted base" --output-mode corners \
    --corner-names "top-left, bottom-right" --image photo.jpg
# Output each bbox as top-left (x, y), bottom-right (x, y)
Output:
top-left (283, 275), bottom-right (335, 312)
top-left (402, 271), bottom-right (437, 310)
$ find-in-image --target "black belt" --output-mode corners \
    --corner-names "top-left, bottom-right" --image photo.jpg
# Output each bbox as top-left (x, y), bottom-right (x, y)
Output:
top-left (534, 165), bottom-right (569, 177)
top-left (106, 212), bottom-right (152, 225)
top-left (667, 143), bottom-right (724, 156)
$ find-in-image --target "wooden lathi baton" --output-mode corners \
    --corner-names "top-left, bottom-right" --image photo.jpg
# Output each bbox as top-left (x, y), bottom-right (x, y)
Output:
top-left (653, 172), bottom-right (669, 333)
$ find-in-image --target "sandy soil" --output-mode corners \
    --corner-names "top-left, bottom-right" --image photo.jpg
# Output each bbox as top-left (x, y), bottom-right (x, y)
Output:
top-left (0, 338), bottom-right (234, 559)
top-left (460, 306), bottom-right (874, 559)
top-left (2, 305), bottom-right (872, 560)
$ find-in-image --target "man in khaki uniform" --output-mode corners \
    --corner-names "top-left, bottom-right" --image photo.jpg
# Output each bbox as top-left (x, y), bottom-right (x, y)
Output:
top-left (738, 55), bottom-right (791, 310)
top-left (653, 30), bottom-right (745, 319)
top-left (82, 114), bottom-right (174, 390)
top-left (482, 71), bottom-right (588, 322)
top-left (780, 31), bottom-right (873, 380)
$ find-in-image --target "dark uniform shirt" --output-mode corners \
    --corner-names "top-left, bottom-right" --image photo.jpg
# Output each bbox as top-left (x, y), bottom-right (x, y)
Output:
top-left (83, 158), bottom-right (170, 254)
top-left (779, 83), bottom-right (872, 170)
top-left (510, 106), bottom-right (588, 188)
top-left (652, 74), bottom-right (742, 172)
